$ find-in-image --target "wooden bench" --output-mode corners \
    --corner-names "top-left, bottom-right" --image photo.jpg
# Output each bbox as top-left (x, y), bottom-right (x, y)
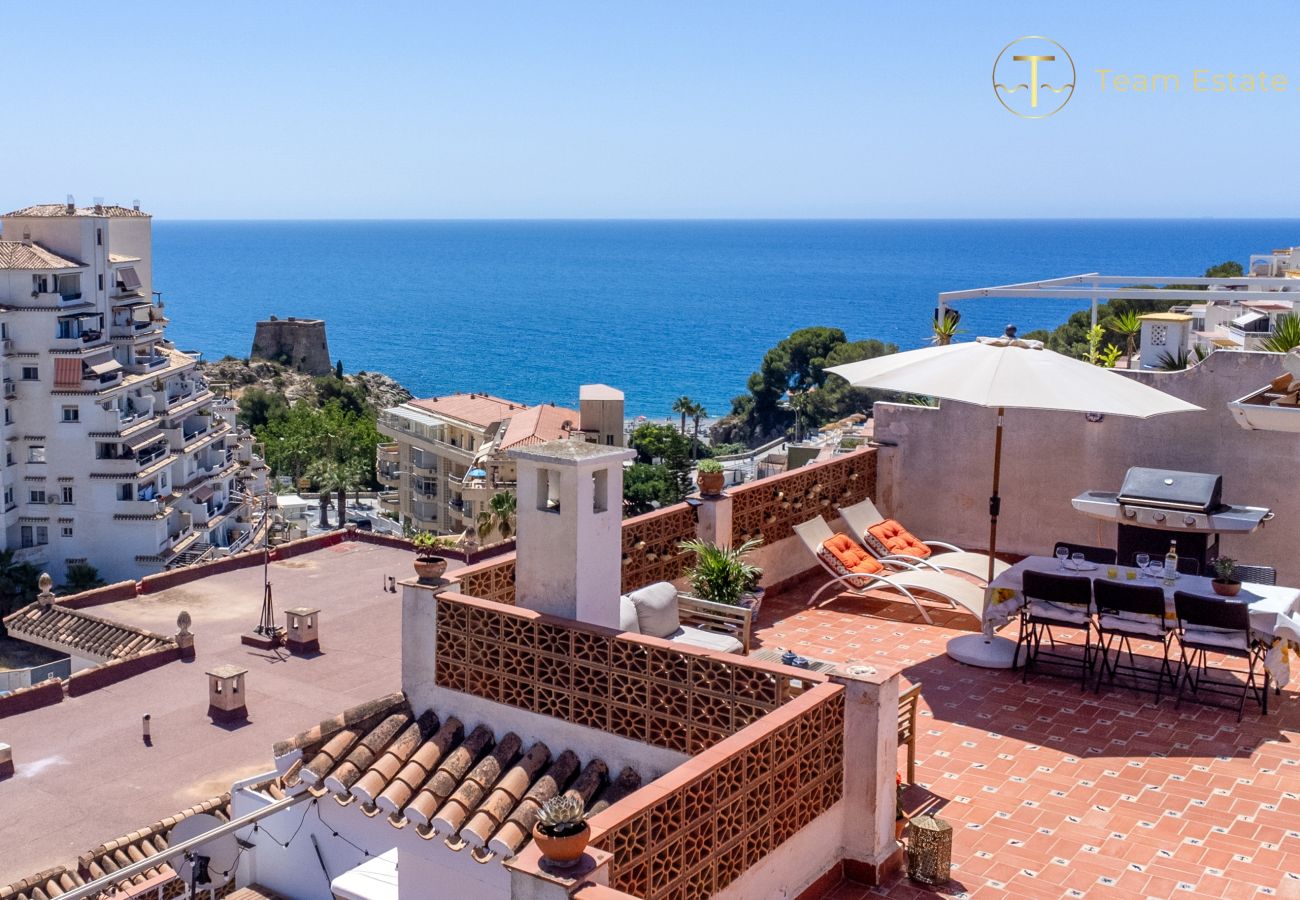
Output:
top-left (898, 682), bottom-right (921, 784)
top-left (677, 594), bottom-right (756, 654)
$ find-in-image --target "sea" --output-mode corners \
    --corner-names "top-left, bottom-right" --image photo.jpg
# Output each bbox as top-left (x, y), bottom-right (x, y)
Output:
top-left (154, 219), bottom-right (1300, 419)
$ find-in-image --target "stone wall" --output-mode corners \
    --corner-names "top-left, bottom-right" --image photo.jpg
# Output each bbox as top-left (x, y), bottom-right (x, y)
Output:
top-left (250, 316), bottom-right (332, 376)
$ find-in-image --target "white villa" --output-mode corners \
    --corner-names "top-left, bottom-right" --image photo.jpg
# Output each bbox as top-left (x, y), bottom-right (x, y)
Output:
top-left (0, 200), bottom-right (268, 583)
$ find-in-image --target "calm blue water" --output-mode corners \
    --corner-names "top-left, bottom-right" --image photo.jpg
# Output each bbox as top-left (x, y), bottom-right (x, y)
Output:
top-left (153, 220), bottom-right (1300, 418)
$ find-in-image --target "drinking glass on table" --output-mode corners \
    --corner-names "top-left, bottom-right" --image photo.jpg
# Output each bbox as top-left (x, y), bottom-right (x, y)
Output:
top-left (1071, 552), bottom-right (1086, 570)
top-left (1136, 553), bottom-right (1150, 576)
top-left (1056, 546), bottom-right (1070, 570)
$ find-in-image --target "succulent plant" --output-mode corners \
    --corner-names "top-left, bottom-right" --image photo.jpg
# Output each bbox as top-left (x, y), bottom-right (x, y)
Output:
top-left (536, 794), bottom-right (586, 836)
top-left (696, 458), bottom-right (723, 474)
top-left (1212, 557), bottom-right (1239, 583)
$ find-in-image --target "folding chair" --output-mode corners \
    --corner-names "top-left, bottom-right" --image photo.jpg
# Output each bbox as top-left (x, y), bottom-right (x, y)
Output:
top-left (1173, 592), bottom-right (1269, 720)
top-left (1093, 580), bottom-right (1173, 700)
top-left (1016, 570), bottom-right (1095, 689)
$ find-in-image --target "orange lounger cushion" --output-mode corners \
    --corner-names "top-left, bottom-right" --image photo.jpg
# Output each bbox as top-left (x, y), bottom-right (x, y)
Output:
top-left (819, 534), bottom-right (884, 588)
top-left (865, 519), bottom-right (931, 560)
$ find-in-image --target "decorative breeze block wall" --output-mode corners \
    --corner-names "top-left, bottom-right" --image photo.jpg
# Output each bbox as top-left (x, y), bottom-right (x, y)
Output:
top-left (730, 448), bottom-right (877, 546)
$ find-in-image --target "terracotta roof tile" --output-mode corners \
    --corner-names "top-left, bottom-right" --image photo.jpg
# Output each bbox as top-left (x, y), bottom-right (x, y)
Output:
top-left (408, 393), bottom-right (527, 428)
top-left (276, 694), bottom-right (641, 861)
top-left (497, 404), bottom-right (579, 450)
top-left (0, 241), bottom-right (84, 270)
top-left (4, 203), bottom-right (150, 218)
top-left (2, 602), bottom-right (174, 661)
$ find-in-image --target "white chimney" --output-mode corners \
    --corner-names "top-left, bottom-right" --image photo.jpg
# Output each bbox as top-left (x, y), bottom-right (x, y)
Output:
top-left (509, 440), bottom-right (635, 629)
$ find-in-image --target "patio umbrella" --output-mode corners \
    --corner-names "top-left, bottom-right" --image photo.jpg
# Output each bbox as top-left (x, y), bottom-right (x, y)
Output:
top-left (827, 330), bottom-right (1202, 665)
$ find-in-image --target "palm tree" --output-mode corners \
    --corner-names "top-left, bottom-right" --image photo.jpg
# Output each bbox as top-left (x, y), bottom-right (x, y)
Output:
top-left (1108, 310), bottom-right (1142, 364)
top-left (672, 395), bottom-right (694, 435)
top-left (690, 402), bottom-right (707, 459)
top-left (1260, 314), bottom-right (1300, 353)
top-left (308, 457), bottom-right (367, 529)
top-left (476, 491), bottom-right (517, 543)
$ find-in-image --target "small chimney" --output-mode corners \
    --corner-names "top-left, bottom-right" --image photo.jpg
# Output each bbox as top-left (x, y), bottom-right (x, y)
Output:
top-left (284, 607), bottom-right (320, 654)
top-left (132, 199), bottom-right (141, 211)
top-left (65, 194), bottom-right (75, 214)
top-left (206, 664), bottom-right (249, 723)
top-left (93, 196), bottom-right (104, 215)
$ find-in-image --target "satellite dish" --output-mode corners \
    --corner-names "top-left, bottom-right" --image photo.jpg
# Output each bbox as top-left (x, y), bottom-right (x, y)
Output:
top-left (166, 813), bottom-right (240, 890)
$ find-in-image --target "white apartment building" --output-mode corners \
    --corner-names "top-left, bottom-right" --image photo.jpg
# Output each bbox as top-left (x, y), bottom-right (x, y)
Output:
top-left (0, 200), bottom-right (268, 583)
top-left (378, 385), bottom-right (623, 536)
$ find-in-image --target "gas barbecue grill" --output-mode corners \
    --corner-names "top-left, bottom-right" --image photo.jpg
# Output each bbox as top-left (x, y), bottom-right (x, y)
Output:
top-left (1071, 467), bottom-right (1272, 569)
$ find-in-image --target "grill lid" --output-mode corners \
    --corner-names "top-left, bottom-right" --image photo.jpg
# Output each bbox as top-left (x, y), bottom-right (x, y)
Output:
top-left (1117, 467), bottom-right (1223, 513)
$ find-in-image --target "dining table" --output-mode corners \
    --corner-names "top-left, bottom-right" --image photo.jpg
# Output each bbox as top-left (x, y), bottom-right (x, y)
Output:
top-left (978, 555), bottom-right (1300, 686)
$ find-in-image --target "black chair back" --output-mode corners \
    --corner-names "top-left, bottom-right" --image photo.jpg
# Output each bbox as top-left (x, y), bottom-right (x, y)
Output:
top-left (1173, 591), bottom-right (1250, 632)
top-left (1128, 552), bottom-right (1198, 576)
top-left (1094, 580), bottom-right (1165, 618)
top-left (1054, 542), bottom-right (1117, 565)
top-left (1231, 564), bottom-right (1277, 586)
top-left (1023, 570), bottom-right (1093, 609)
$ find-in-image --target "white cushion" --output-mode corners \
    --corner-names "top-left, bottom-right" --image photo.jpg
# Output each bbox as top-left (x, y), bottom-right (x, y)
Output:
top-left (1182, 624), bottom-right (1249, 652)
top-left (668, 626), bottom-right (743, 655)
top-left (1027, 599), bottom-right (1090, 626)
top-left (1099, 612), bottom-right (1166, 638)
top-left (627, 582), bottom-right (680, 639)
top-left (618, 595), bottom-right (641, 634)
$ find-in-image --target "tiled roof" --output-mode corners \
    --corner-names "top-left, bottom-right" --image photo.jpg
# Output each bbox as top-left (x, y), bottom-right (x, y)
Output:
top-left (0, 241), bottom-right (83, 270)
top-left (409, 393), bottom-right (527, 428)
top-left (2, 602), bottom-right (175, 661)
top-left (497, 404), bottom-right (578, 450)
top-left (0, 795), bottom-right (231, 900)
top-left (4, 203), bottom-right (150, 218)
top-left (275, 693), bottom-right (642, 861)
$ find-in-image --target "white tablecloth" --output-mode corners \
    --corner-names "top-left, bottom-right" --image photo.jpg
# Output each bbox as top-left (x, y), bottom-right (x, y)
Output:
top-left (984, 556), bottom-right (1300, 686)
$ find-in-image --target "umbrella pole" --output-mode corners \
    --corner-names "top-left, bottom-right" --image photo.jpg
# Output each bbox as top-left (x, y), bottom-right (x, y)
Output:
top-left (987, 407), bottom-right (1004, 584)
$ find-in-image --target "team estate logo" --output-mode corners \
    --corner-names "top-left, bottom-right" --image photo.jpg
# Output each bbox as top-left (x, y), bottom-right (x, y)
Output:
top-left (993, 36), bottom-right (1075, 118)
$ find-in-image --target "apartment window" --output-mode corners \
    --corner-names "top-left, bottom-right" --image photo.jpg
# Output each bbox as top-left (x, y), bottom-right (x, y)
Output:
top-left (606, 434), bottom-right (614, 445)
top-left (62, 406), bottom-right (79, 423)
top-left (117, 267), bottom-right (142, 291)
top-left (3, 409), bottom-right (10, 425)
top-left (56, 273), bottom-right (81, 300)
top-left (29, 489), bottom-right (46, 504)
top-left (21, 366), bottom-right (38, 380)
top-left (28, 446), bottom-right (45, 463)
top-left (62, 486), bottom-right (74, 504)
top-left (32, 275), bottom-right (49, 295)
top-left (20, 525), bottom-right (48, 548)
top-left (3, 486), bottom-right (12, 507)
top-left (98, 274), bottom-right (105, 292)
top-left (96, 227), bottom-right (103, 246)
top-left (118, 484), bottom-right (134, 501)
top-left (62, 525), bottom-right (74, 538)
top-left (5, 451), bottom-right (11, 466)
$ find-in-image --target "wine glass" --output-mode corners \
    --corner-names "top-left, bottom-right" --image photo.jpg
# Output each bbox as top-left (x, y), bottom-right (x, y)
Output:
top-left (1071, 552), bottom-right (1085, 570)
top-left (1056, 546), bottom-right (1069, 570)
top-left (1136, 553), bottom-right (1150, 576)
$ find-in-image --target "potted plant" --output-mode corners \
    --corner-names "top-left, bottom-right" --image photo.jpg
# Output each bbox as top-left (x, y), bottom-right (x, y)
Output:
top-left (679, 538), bottom-right (763, 612)
top-left (1211, 557), bottom-right (1241, 597)
top-left (412, 531), bottom-right (456, 582)
top-left (532, 794), bottom-right (589, 868)
top-left (695, 458), bottom-right (725, 496)
top-left (896, 771), bottom-right (907, 841)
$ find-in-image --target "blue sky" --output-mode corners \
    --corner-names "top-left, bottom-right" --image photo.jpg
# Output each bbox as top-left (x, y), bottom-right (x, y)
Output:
top-left (5, 2), bottom-right (1298, 218)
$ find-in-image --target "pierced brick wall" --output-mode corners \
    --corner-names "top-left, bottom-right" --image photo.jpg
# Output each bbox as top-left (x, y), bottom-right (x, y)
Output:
top-left (590, 684), bottom-right (846, 899)
top-left (730, 448), bottom-right (877, 546)
top-left (620, 504), bottom-right (698, 593)
top-left (455, 556), bottom-right (518, 606)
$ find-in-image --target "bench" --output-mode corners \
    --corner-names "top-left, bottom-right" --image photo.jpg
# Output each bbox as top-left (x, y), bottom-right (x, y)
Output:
top-left (619, 582), bottom-right (753, 655)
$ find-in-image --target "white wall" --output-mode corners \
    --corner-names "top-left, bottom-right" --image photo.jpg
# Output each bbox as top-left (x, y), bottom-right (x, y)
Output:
top-left (873, 350), bottom-right (1300, 582)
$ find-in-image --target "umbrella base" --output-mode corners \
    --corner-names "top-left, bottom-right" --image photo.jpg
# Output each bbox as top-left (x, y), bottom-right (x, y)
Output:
top-left (946, 634), bottom-right (1022, 669)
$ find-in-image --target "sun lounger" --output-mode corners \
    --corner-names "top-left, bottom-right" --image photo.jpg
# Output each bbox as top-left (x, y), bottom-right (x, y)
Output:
top-left (838, 498), bottom-right (1010, 585)
top-left (793, 518), bottom-right (987, 624)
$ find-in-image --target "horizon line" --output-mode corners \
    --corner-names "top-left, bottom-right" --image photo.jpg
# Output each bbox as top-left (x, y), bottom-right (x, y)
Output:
top-left (125, 215), bottom-right (1300, 223)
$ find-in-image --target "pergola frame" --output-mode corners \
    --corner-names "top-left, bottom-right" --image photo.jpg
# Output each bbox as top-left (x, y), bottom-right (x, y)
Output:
top-left (937, 273), bottom-right (1296, 332)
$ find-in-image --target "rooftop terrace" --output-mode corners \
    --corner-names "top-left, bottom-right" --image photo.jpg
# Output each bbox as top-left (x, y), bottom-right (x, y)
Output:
top-left (0, 539), bottom-right (426, 884)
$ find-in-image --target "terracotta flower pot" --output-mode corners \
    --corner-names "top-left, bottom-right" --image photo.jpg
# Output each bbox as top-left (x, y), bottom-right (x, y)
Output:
top-left (1211, 579), bottom-right (1241, 597)
top-left (532, 822), bottom-right (591, 868)
top-left (413, 556), bottom-right (448, 582)
top-left (697, 471), bottom-right (725, 496)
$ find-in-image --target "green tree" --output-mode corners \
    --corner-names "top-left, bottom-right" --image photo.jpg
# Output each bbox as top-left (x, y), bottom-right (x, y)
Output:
top-left (335, 359), bottom-right (344, 378)
top-left (1205, 260), bottom-right (1244, 278)
top-left (62, 563), bottom-right (105, 594)
top-left (476, 491), bottom-right (518, 543)
top-left (629, 423), bottom-right (692, 499)
top-left (258, 399), bottom-right (381, 490)
top-left (622, 462), bottom-right (680, 516)
top-left (315, 376), bottom-right (369, 417)
top-left (237, 388), bottom-right (289, 430)
top-left (671, 396), bottom-right (694, 435)
top-left (690, 402), bottom-right (707, 459)
top-left (0, 549), bottom-right (41, 619)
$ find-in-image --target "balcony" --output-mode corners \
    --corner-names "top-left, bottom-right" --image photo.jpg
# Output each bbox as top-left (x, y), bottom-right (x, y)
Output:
top-left (126, 354), bottom-right (169, 374)
top-left (115, 497), bottom-right (167, 517)
top-left (1, 339), bottom-right (14, 356)
top-left (136, 443), bottom-right (170, 468)
top-left (3, 380), bottom-right (15, 399)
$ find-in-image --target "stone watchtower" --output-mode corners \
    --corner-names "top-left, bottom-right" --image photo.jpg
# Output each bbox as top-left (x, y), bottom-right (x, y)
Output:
top-left (250, 316), bottom-right (332, 376)
top-left (509, 439), bottom-right (635, 629)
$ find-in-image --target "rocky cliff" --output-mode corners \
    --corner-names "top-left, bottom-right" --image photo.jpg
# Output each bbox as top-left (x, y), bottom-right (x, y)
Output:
top-left (199, 356), bottom-right (413, 411)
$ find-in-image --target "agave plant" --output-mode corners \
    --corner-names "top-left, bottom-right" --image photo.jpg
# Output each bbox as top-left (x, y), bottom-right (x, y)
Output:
top-left (1156, 348), bottom-right (1191, 371)
top-left (536, 794), bottom-right (586, 837)
top-left (1107, 309), bottom-right (1142, 362)
top-left (1260, 314), bottom-right (1300, 353)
